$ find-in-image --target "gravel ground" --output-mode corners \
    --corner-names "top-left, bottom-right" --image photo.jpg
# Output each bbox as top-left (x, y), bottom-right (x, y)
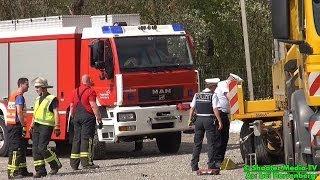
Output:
top-left (0, 133), bottom-right (245, 180)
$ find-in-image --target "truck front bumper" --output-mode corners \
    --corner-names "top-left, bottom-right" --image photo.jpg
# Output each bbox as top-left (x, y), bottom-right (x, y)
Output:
top-left (97, 104), bottom-right (192, 142)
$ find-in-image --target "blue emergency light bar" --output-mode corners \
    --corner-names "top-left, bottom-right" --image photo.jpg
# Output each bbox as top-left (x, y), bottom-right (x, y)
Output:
top-left (102, 26), bottom-right (123, 34)
top-left (172, 23), bottom-right (185, 31)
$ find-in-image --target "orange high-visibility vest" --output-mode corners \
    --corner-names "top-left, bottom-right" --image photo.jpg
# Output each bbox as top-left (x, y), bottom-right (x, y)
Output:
top-left (6, 91), bottom-right (24, 125)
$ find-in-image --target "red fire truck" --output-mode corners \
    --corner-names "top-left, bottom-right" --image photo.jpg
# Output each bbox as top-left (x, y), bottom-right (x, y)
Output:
top-left (0, 14), bottom-right (199, 158)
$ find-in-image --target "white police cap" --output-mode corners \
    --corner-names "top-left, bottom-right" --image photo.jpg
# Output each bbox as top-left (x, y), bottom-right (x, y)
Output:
top-left (202, 88), bottom-right (211, 92)
top-left (205, 78), bottom-right (220, 84)
top-left (229, 73), bottom-right (243, 82)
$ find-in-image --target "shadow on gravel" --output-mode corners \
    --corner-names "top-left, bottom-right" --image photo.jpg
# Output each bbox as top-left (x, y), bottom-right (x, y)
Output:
top-left (56, 168), bottom-right (122, 176)
top-left (41, 134), bottom-right (241, 161)
top-left (25, 141), bottom-right (230, 160)
top-left (55, 140), bottom-right (240, 160)
top-left (55, 162), bottom-right (158, 176)
top-left (97, 141), bottom-right (197, 160)
top-left (93, 142), bottom-right (239, 160)
top-left (104, 161), bottom-right (158, 168)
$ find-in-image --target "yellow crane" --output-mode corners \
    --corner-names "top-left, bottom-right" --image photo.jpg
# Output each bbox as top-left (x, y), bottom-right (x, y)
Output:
top-left (230, 0), bottom-right (320, 167)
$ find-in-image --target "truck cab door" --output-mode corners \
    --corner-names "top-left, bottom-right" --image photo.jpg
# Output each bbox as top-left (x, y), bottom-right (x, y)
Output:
top-left (89, 39), bottom-right (116, 106)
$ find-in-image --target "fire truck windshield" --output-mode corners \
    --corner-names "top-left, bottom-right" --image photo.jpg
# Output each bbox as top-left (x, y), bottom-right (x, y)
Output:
top-left (115, 35), bottom-right (194, 71)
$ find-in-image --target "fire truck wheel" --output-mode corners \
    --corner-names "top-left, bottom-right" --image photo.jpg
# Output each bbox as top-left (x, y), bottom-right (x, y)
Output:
top-left (239, 121), bottom-right (254, 164)
top-left (0, 116), bottom-right (9, 157)
top-left (93, 134), bottom-right (106, 160)
top-left (156, 131), bottom-right (181, 154)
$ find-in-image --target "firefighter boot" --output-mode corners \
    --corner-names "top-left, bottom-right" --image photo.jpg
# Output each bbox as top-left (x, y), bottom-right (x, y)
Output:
top-left (19, 167), bottom-right (33, 177)
top-left (33, 159), bottom-right (47, 178)
top-left (45, 149), bottom-right (62, 175)
top-left (49, 165), bottom-right (62, 175)
top-left (80, 137), bottom-right (99, 169)
top-left (80, 151), bottom-right (100, 169)
top-left (49, 161), bottom-right (62, 175)
top-left (7, 151), bottom-right (23, 179)
top-left (33, 171), bottom-right (47, 178)
top-left (48, 162), bottom-right (62, 175)
top-left (70, 153), bottom-right (80, 170)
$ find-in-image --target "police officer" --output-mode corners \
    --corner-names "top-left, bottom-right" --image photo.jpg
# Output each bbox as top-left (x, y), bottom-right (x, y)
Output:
top-left (214, 73), bottom-right (243, 169)
top-left (6, 78), bottom-right (33, 179)
top-left (188, 78), bottom-right (223, 173)
top-left (70, 74), bottom-right (102, 170)
top-left (31, 77), bottom-right (62, 178)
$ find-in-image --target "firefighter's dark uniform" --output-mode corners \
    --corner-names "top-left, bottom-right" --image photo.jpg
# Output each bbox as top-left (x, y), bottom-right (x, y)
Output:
top-left (6, 92), bottom-right (32, 178)
top-left (32, 94), bottom-right (62, 176)
top-left (7, 124), bottom-right (27, 177)
top-left (70, 86), bottom-right (97, 169)
top-left (190, 91), bottom-right (221, 171)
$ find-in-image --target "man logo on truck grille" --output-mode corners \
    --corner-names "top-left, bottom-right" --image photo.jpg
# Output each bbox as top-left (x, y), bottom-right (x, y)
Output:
top-left (139, 87), bottom-right (182, 102)
top-left (152, 88), bottom-right (172, 95)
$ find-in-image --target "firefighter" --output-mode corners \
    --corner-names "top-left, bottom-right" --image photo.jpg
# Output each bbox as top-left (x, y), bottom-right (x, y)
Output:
top-left (188, 78), bottom-right (223, 174)
top-left (69, 74), bottom-right (102, 170)
top-left (124, 56), bottom-right (139, 68)
top-left (6, 78), bottom-right (33, 179)
top-left (214, 73), bottom-right (243, 169)
top-left (31, 77), bottom-right (62, 178)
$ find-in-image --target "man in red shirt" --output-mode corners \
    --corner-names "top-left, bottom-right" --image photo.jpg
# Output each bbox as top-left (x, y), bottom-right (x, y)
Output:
top-left (69, 74), bottom-right (102, 170)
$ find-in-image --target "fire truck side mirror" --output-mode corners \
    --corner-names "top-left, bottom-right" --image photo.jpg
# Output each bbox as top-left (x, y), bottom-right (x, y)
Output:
top-left (90, 40), bottom-right (105, 68)
top-left (186, 33), bottom-right (195, 56)
top-left (90, 40), bottom-right (114, 80)
top-left (205, 37), bottom-right (214, 57)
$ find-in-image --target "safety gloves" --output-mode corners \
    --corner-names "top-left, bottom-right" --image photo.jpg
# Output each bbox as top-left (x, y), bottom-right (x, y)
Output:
top-left (22, 126), bottom-right (27, 137)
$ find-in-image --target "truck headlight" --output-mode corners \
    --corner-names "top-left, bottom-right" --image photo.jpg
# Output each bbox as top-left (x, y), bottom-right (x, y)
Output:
top-left (117, 112), bottom-right (136, 122)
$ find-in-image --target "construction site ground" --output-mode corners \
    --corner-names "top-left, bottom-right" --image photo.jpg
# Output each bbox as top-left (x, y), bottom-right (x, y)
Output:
top-left (0, 133), bottom-right (244, 180)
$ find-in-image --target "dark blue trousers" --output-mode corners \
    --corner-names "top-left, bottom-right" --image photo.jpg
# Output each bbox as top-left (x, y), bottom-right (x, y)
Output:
top-left (191, 116), bottom-right (220, 170)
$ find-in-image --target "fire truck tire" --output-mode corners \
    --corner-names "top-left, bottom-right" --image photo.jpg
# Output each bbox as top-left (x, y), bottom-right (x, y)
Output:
top-left (156, 131), bottom-right (181, 154)
top-left (0, 116), bottom-right (9, 157)
top-left (93, 134), bottom-right (106, 160)
top-left (240, 121), bottom-right (254, 164)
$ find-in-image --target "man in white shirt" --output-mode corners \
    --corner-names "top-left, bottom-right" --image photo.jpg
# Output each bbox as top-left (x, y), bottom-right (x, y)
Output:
top-left (214, 73), bottom-right (243, 169)
top-left (188, 78), bottom-right (223, 174)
